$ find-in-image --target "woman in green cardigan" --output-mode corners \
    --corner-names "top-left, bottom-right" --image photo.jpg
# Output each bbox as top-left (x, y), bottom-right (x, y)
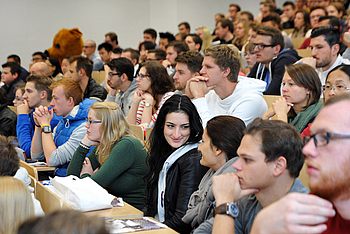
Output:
top-left (67, 102), bottom-right (148, 209)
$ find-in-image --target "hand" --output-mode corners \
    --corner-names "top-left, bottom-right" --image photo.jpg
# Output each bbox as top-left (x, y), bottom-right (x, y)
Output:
top-left (299, 57), bottom-right (316, 69)
top-left (81, 135), bottom-right (99, 147)
top-left (263, 107), bottom-right (276, 120)
top-left (185, 76), bottom-right (214, 99)
top-left (142, 92), bottom-right (154, 105)
top-left (162, 60), bottom-right (172, 68)
top-left (272, 97), bottom-right (291, 121)
top-left (80, 158), bottom-right (94, 176)
top-left (251, 193), bottom-right (335, 234)
top-left (212, 173), bottom-right (258, 205)
top-left (132, 89), bottom-right (144, 104)
top-left (16, 99), bottom-right (30, 114)
top-left (33, 105), bottom-right (53, 126)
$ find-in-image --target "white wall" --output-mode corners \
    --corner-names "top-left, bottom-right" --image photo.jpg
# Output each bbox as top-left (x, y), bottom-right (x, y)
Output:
top-left (0, 0), bottom-right (272, 69)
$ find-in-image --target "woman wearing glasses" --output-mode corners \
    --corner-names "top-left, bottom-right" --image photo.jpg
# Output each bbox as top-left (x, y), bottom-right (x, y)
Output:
top-left (324, 64), bottom-right (350, 103)
top-left (263, 63), bottom-right (322, 133)
top-left (144, 94), bottom-right (207, 233)
top-left (127, 61), bottom-right (174, 128)
top-left (67, 102), bottom-right (148, 210)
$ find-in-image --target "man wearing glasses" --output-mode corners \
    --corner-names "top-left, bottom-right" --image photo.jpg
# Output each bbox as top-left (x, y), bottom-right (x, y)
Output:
top-left (82, 39), bottom-right (103, 71)
top-left (248, 26), bottom-right (299, 95)
top-left (105, 58), bottom-right (136, 116)
top-left (250, 94), bottom-right (350, 234)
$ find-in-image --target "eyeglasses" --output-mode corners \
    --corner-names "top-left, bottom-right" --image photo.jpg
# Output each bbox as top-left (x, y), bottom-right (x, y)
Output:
top-left (323, 84), bottom-right (350, 92)
top-left (253, 43), bottom-right (276, 50)
top-left (137, 73), bottom-right (150, 79)
top-left (303, 131), bottom-right (350, 147)
top-left (108, 72), bottom-right (122, 77)
top-left (83, 45), bottom-right (94, 48)
top-left (86, 118), bottom-right (102, 125)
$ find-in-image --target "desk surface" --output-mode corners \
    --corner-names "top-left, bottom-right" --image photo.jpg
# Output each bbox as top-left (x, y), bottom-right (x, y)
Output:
top-left (35, 166), bottom-right (56, 172)
top-left (85, 203), bottom-right (143, 219)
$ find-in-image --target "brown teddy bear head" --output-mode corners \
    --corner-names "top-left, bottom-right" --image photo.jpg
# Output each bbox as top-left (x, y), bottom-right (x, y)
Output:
top-left (47, 28), bottom-right (83, 63)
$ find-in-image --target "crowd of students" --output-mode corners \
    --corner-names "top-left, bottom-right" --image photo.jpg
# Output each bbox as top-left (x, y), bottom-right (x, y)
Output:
top-left (1, 0), bottom-right (350, 233)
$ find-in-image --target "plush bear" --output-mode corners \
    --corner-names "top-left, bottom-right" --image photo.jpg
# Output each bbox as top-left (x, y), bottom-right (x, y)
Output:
top-left (46, 28), bottom-right (83, 63)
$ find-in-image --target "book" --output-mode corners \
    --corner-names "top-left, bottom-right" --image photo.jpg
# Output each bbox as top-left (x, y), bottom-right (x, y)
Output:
top-left (105, 217), bottom-right (167, 233)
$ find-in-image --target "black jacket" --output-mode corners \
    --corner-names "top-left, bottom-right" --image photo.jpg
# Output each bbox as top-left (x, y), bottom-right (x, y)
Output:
top-left (248, 49), bottom-right (300, 95)
top-left (0, 105), bottom-right (16, 137)
top-left (84, 77), bottom-right (107, 101)
top-left (145, 148), bottom-right (207, 233)
top-left (0, 79), bottom-right (25, 106)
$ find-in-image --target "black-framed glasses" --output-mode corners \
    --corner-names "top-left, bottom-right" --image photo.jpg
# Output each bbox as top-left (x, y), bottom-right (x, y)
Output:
top-left (303, 131), bottom-right (350, 147)
top-left (137, 73), bottom-right (149, 79)
top-left (108, 72), bottom-right (122, 77)
top-left (253, 43), bottom-right (276, 50)
top-left (86, 118), bottom-right (102, 125)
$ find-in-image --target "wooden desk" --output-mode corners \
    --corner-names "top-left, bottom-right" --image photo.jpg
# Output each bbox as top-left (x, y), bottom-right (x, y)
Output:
top-left (35, 166), bottom-right (56, 172)
top-left (85, 203), bottom-right (143, 219)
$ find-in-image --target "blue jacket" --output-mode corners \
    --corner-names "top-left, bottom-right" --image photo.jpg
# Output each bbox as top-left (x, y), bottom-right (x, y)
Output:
top-left (17, 111), bottom-right (60, 158)
top-left (53, 98), bottom-right (96, 176)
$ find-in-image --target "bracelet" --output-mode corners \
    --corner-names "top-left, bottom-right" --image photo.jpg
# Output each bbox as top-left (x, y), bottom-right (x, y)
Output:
top-left (35, 123), bottom-right (41, 127)
top-left (79, 142), bottom-right (91, 150)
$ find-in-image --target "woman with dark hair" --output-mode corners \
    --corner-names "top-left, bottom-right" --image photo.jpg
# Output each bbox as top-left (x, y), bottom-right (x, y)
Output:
top-left (144, 94), bottom-right (206, 233)
top-left (183, 115), bottom-right (246, 231)
top-left (290, 10), bottom-right (310, 39)
top-left (127, 61), bottom-right (174, 127)
top-left (263, 63), bottom-right (322, 133)
top-left (46, 57), bottom-right (63, 80)
top-left (324, 64), bottom-right (350, 103)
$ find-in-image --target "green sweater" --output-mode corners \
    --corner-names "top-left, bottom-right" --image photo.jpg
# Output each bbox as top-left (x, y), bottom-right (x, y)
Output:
top-left (67, 136), bottom-right (148, 210)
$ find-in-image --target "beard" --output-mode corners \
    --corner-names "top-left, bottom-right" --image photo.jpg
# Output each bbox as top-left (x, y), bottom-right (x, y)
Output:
top-left (310, 157), bottom-right (350, 201)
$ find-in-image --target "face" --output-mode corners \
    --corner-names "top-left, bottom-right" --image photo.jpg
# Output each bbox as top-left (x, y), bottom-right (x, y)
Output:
top-left (253, 35), bottom-right (277, 64)
top-left (324, 70), bottom-right (350, 102)
top-left (83, 43), bottom-right (95, 57)
top-left (32, 55), bottom-right (45, 64)
top-left (23, 81), bottom-right (42, 108)
top-left (185, 36), bottom-right (197, 52)
top-left (303, 101), bottom-right (350, 200)
top-left (107, 69), bottom-right (123, 90)
top-left (121, 51), bottom-right (134, 64)
top-left (98, 48), bottom-right (111, 63)
top-left (281, 72), bottom-right (309, 106)
top-left (136, 67), bottom-right (151, 92)
top-left (198, 129), bottom-right (219, 169)
top-left (233, 134), bottom-right (275, 190)
top-left (234, 22), bottom-right (245, 39)
top-left (294, 12), bottom-right (305, 29)
top-left (200, 56), bottom-right (225, 87)
top-left (61, 58), bottom-right (70, 75)
top-left (326, 5), bottom-right (340, 18)
top-left (146, 52), bottom-right (158, 62)
top-left (178, 25), bottom-right (188, 36)
top-left (174, 62), bottom-right (195, 91)
top-left (50, 86), bottom-right (72, 116)
top-left (13, 89), bottom-right (24, 107)
top-left (159, 38), bottom-right (169, 51)
top-left (310, 9), bottom-right (326, 28)
top-left (215, 22), bottom-right (227, 39)
top-left (105, 36), bottom-right (112, 45)
top-left (229, 6), bottom-right (238, 19)
top-left (86, 110), bottom-right (101, 142)
top-left (283, 5), bottom-right (295, 19)
top-left (143, 33), bottom-right (154, 43)
top-left (163, 112), bottom-right (190, 149)
top-left (166, 46), bottom-right (178, 65)
top-left (247, 28), bottom-right (257, 42)
top-left (67, 61), bottom-right (80, 82)
top-left (244, 51), bottom-right (257, 68)
top-left (260, 5), bottom-right (270, 18)
top-left (310, 35), bottom-right (338, 69)
top-left (1, 67), bottom-right (17, 85)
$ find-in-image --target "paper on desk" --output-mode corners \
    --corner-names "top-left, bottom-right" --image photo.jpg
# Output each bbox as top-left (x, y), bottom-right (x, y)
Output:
top-left (28, 162), bottom-right (47, 167)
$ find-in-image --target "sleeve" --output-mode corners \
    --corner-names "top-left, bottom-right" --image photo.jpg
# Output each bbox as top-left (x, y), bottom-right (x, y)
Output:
top-left (66, 145), bottom-right (93, 176)
top-left (164, 153), bottom-right (203, 232)
top-left (192, 97), bottom-right (214, 127)
top-left (47, 123), bottom-right (86, 166)
top-left (105, 94), bottom-right (116, 102)
top-left (0, 115), bottom-right (16, 137)
top-left (89, 139), bottom-right (137, 188)
top-left (16, 114), bottom-right (34, 157)
top-left (192, 217), bottom-right (214, 234)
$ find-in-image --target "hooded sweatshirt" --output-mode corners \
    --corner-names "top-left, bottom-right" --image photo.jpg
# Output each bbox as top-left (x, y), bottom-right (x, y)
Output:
top-left (192, 76), bottom-right (267, 127)
top-left (248, 48), bottom-right (300, 95)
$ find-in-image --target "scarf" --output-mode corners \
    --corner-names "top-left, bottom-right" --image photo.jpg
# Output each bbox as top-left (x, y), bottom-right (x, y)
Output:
top-left (156, 143), bottom-right (198, 222)
top-left (290, 101), bottom-right (323, 133)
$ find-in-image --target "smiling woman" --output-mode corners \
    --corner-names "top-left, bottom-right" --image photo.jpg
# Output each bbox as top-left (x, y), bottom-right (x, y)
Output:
top-left (145, 94), bottom-right (207, 233)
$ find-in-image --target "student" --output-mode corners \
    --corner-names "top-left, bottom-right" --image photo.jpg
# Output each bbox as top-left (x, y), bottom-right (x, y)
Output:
top-left (144, 94), bottom-right (206, 233)
top-left (183, 116), bottom-right (245, 231)
top-left (67, 102), bottom-right (148, 209)
top-left (323, 64), bottom-right (350, 103)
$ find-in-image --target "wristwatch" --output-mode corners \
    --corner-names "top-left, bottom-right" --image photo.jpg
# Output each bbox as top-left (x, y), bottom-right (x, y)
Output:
top-left (214, 202), bottom-right (239, 218)
top-left (41, 125), bottom-right (52, 134)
